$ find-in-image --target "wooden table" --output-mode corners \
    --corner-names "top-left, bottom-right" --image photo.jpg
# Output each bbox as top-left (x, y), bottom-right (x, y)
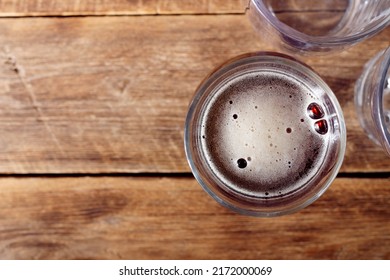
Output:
top-left (0, 0), bottom-right (389, 260)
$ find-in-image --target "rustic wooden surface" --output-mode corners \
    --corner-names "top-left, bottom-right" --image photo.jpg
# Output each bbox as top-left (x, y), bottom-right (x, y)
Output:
top-left (0, 16), bottom-right (388, 173)
top-left (0, 0), bottom-right (349, 16)
top-left (0, 0), bottom-right (389, 260)
top-left (0, 0), bottom-right (245, 16)
top-left (0, 177), bottom-right (389, 260)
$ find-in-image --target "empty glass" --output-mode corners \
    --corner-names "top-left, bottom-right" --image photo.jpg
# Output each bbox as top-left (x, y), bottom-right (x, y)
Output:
top-left (355, 47), bottom-right (390, 156)
top-left (246, 0), bottom-right (390, 53)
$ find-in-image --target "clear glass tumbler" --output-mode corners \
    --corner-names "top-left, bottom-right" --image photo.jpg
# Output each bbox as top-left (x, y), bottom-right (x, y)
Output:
top-left (246, 0), bottom-right (390, 53)
top-left (355, 47), bottom-right (390, 156)
top-left (184, 52), bottom-right (346, 217)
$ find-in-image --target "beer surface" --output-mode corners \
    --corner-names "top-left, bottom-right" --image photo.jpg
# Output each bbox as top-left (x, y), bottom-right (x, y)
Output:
top-left (200, 71), bottom-right (330, 198)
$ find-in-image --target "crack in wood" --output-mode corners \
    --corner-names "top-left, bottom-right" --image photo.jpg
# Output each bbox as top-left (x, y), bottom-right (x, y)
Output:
top-left (2, 46), bottom-right (66, 157)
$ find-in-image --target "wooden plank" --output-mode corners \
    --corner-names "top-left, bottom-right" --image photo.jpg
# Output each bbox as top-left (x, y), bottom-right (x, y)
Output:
top-left (0, 15), bottom-right (389, 174)
top-left (0, 0), bottom-right (245, 16)
top-left (0, 176), bottom-right (389, 259)
top-left (0, 0), bottom-right (350, 16)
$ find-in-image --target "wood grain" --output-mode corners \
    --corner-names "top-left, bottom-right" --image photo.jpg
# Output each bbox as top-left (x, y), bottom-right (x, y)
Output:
top-left (0, 0), bottom-right (351, 16)
top-left (0, 15), bottom-right (389, 174)
top-left (0, 0), bottom-right (245, 16)
top-left (0, 176), bottom-right (389, 259)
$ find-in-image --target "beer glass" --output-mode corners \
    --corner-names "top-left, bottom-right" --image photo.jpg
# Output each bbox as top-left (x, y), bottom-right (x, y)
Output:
top-left (246, 0), bottom-right (390, 53)
top-left (184, 53), bottom-right (346, 216)
top-left (355, 47), bottom-right (390, 156)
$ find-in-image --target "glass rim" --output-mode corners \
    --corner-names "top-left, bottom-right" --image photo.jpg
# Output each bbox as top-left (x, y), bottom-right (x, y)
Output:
top-left (373, 47), bottom-right (390, 154)
top-left (184, 52), bottom-right (347, 217)
top-left (250, 0), bottom-right (390, 48)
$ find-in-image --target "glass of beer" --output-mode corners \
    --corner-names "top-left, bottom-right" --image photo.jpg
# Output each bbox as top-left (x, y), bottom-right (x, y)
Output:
top-left (355, 47), bottom-right (390, 156)
top-left (184, 52), bottom-right (346, 217)
top-left (245, 0), bottom-right (390, 53)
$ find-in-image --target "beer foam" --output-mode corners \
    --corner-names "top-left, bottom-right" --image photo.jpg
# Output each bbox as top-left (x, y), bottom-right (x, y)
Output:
top-left (200, 71), bottom-right (330, 198)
